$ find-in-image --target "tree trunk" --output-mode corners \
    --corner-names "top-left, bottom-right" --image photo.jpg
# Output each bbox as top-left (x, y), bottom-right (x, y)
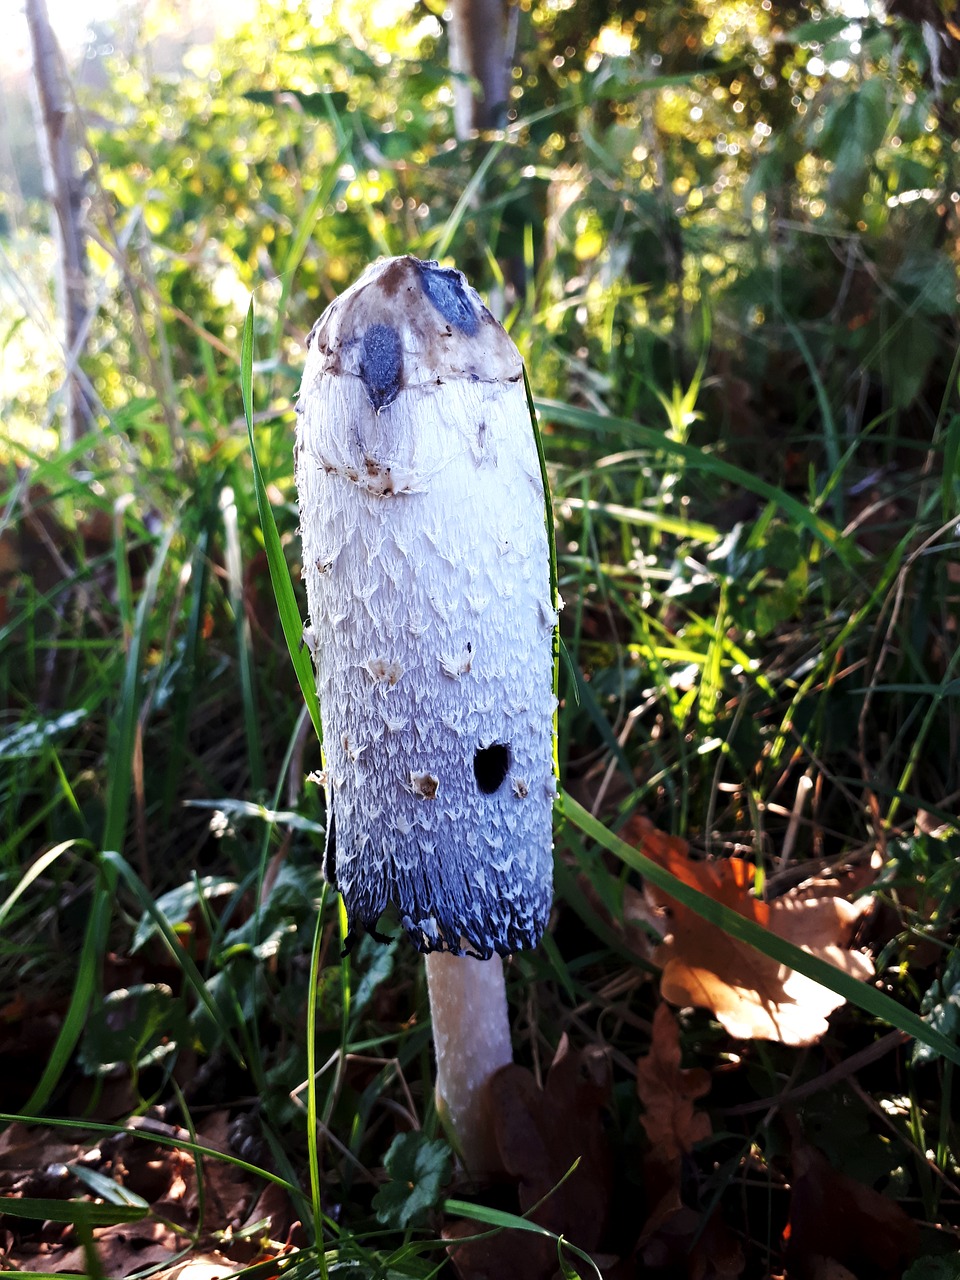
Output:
top-left (26, 0), bottom-right (93, 448)
top-left (448, 0), bottom-right (512, 139)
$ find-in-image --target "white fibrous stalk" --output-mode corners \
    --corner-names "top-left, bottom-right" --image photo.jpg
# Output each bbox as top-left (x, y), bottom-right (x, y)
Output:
top-left (424, 949), bottom-right (513, 1171)
top-left (295, 255), bottom-right (556, 961)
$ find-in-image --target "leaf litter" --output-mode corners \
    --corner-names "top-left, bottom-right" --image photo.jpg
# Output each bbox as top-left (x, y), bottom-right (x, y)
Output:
top-left (783, 1118), bottom-right (921, 1280)
top-left (541, 814), bottom-right (957, 1278)
top-left (0, 1110), bottom-right (296, 1280)
top-left (3, 813), bottom-right (956, 1278)
top-left (634, 1004), bottom-right (744, 1278)
top-left (625, 816), bottom-right (875, 1045)
top-left (443, 1034), bottom-right (615, 1280)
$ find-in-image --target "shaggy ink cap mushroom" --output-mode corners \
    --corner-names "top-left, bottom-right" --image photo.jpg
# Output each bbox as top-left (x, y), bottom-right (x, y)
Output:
top-left (295, 256), bottom-right (557, 961)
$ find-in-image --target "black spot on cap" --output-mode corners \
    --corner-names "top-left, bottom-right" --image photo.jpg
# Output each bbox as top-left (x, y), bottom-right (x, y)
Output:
top-left (417, 262), bottom-right (479, 336)
top-left (474, 742), bottom-right (510, 794)
top-left (359, 323), bottom-right (403, 411)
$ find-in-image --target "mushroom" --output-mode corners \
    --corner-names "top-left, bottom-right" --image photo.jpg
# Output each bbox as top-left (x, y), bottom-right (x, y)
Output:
top-left (294, 255), bottom-right (556, 1172)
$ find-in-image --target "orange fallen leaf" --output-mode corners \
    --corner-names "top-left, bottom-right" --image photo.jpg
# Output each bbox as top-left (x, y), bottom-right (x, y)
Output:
top-left (626, 817), bottom-right (874, 1045)
top-left (633, 1005), bottom-right (744, 1278)
top-left (636, 1002), bottom-right (711, 1164)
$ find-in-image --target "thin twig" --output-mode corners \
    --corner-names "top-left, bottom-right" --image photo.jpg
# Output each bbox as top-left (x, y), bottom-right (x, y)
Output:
top-left (718, 1030), bottom-right (908, 1119)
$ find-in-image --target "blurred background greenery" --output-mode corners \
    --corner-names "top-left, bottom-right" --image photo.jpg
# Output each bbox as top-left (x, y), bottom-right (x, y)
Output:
top-left (6, 0), bottom-right (958, 452)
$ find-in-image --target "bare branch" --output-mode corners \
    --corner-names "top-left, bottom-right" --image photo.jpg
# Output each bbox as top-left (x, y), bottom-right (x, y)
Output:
top-left (25, 0), bottom-right (93, 448)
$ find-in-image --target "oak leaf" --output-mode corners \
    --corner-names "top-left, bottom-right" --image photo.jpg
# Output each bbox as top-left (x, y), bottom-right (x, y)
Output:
top-left (444, 1035), bottom-right (614, 1280)
top-left (638, 1205), bottom-right (746, 1279)
top-left (626, 817), bottom-right (874, 1045)
top-left (633, 1005), bottom-right (745, 1278)
top-left (20, 1220), bottom-right (179, 1276)
top-left (636, 1002), bottom-right (711, 1162)
top-left (784, 1132), bottom-right (920, 1279)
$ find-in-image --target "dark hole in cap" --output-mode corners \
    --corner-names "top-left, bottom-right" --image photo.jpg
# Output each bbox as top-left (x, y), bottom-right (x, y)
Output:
top-left (474, 742), bottom-right (510, 794)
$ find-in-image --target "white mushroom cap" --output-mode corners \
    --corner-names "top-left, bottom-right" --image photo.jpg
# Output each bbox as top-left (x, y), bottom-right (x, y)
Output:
top-left (295, 256), bottom-right (556, 958)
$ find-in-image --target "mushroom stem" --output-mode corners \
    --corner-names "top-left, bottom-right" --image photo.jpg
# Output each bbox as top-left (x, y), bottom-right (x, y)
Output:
top-left (425, 950), bottom-right (512, 1174)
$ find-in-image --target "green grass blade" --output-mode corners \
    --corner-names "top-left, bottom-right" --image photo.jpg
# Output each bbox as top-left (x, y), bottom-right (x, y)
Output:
top-left (0, 1273), bottom-right (93, 1279)
top-left (940, 413), bottom-right (960, 522)
top-left (19, 865), bottom-right (112, 1116)
top-left (537, 398), bottom-right (855, 564)
top-left (241, 299), bottom-right (322, 744)
top-left (444, 1198), bottom-right (560, 1235)
top-left (0, 839), bottom-right (79, 931)
top-left (433, 140), bottom-right (507, 261)
top-left (273, 141), bottom-right (351, 358)
top-left (560, 495), bottom-right (720, 541)
top-left (0, 1199), bottom-right (146, 1226)
top-left (103, 520), bottom-right (177, 856)
top-left (561, 792), bottom-right (960, 1066)
top-left (161, 526), bottom-right (212, 824)
top-left (524, 365), bottom-right (560, 777)
top-left (68, 1165), bottom-right (150, 1211)
top-left (779, 309), bottom-right (842, 516)
top-left (429, 102), bottom-right (572, 262)
top-left (305, 885), bottom-right (330, 1277)
top-left (101, 850), bottom-right (247, 1069)
top-left (221, 483), bottom-right (265, 794)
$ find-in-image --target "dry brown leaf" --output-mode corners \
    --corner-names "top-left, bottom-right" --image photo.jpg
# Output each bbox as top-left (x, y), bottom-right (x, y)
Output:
top-left (626, 817), bottom-right (874, 1045)
top-left (157, 1254), bottom-right (245, 1280)
top-left (636, 1003), bottom-right (711, 1163)
top-left (491, 1034), bottom-right (612, 1234)
top-left (809, 1260), bottom-right (859, 1280)
top-left (443, 1217), bottom-right (555, 1280)
top-left (21, 1220), bottom-right (179, 1275)
top-left (0, 1108), bottom-right (263, 1279)
top-left (242, 1182), bottom-right (298, 1251)
top-left (638, 1205), bottom-right (746, 1280)
top-left (633, 1006), bottom-right (744, 1277)
top-left (784, 1134), bottom-right (920, 1280)
top-left (0, 1125), bottom-right (83, 1176)
top-left (445, 1035), bottom-right (614, 1280)
top-left (185, 1113), bottom-right (253, 1232)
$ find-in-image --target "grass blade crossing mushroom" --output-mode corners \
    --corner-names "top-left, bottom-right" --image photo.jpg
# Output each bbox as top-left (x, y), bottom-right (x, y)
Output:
top-left (295, 255), bottom-right (557, 1170)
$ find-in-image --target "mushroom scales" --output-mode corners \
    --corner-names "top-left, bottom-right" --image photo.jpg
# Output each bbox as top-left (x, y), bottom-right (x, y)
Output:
top-left (295, 255), bottom-right (556, 961)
